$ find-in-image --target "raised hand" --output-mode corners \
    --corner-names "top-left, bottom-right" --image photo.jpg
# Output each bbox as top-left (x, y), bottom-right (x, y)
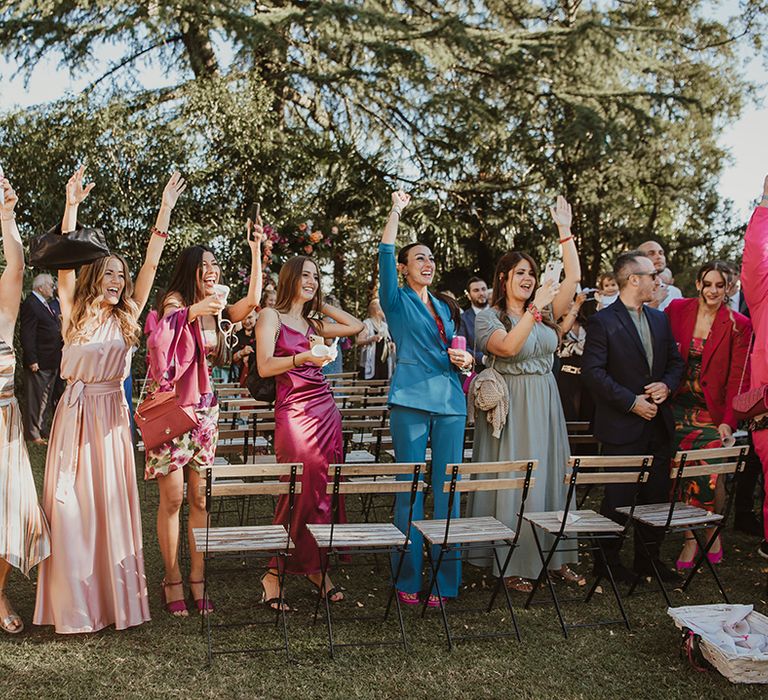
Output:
top-left (66, 165), bottom-right (95, 206)
top-left (1, 178), bottom-right (18, 218)
top-left (246, 212), bottom-right (265, 253)
top-left (161, 171), bottom-right (187, 210)
top-left (191, 293), bottom-right (226, 319)
top-left (549, 195), bottom-right (572, 230)
top-left (532, 279), bottom-right (558, 309)
top-left (391, 189), bottom-right (411, 214)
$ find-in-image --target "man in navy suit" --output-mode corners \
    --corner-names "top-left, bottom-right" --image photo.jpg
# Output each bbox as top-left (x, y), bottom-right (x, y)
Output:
top-left (582, 251), bottom-right (685, 582)
top-left (20, 273), bottom-right (64, 444)
top-left (458, 276), bottom-right (489, 368)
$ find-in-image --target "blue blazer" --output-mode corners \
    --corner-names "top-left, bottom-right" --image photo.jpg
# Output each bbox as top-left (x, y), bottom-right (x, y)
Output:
top-left (378, 243), bottom-right (466, 416)
top-left (581, 299), bottom-right (684, 445)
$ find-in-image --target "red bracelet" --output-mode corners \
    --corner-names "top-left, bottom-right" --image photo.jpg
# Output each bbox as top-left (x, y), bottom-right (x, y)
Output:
top-left (527, 304), bottom-right (543, 323)
top-left (151, 226), bottom-right (168, 239)
top-left (558, 235), bottom-right (573, 245)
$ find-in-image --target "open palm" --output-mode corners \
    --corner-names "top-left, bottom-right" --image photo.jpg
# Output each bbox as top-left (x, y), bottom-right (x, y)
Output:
top-left (66, 165), bottom-right (95, 206)
top-left (549, 195), bottom-right (572, 229)
top-left (162, 171), bottom-right (187, 210)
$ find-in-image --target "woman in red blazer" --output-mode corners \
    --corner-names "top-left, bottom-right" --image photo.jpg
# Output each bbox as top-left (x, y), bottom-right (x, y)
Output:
top-left (665, 261), bottom-right (751, 569)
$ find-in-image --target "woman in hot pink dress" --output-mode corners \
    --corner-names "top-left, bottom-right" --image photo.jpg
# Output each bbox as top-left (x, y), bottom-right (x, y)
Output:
top-left (255, 256), bottom-right (363, 607)
top-left (34, 167), bottom-right (186, 633)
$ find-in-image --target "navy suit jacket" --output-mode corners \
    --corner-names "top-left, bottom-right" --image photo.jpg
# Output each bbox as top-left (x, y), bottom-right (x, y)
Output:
top-left (19, 294), bottom-right (63, 371)
top-left (459, 306), bottom-right (484, 366)
top-left (581, 299), bottom-right (684, 445)
top-left (378, 243), bottom-right (466, 416)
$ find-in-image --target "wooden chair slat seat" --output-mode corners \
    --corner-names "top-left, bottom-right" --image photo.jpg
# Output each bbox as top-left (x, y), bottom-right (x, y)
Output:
top-left (414, 516), bottom-right (515, 544)
top-left (193, 525), bottom-right (295, 552)
top-left (615, 503), bottom-right (723, 528)
top-left (524, 509), bottom-right (625, 534)
top-left (306, 522), bottom-right (409, 548)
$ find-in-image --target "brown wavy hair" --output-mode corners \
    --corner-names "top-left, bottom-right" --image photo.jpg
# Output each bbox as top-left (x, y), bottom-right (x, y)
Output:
top-left (274, 256), bottom-right (324, 332)
top-left (66, 254), bottom-right (140, 346)
top-left (490, 251), bottom-right (560, 338)
top-left (697, 260), bottom-right (739, 332)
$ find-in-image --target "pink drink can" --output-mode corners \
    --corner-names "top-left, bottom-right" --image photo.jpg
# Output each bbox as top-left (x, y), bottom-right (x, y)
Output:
top-left (451, 335), bottom-right (467, 352)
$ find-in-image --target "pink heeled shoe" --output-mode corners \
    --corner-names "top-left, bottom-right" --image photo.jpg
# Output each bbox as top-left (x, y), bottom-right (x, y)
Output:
top-left (676, 545), bottom-right (700, 571)
top-left (706, 540), bottom-right (724, 564)
top-left (397, 591), bottom-right (420, 606)
top-left (188, 580), bottom-right (214, 615)
top-left (160, 579), bottom-right (189, 617)
top-left (426, 594), bottom-right (447, 608)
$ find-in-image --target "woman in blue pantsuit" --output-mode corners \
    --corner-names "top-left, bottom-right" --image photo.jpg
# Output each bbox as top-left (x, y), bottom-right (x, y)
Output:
top-left (378, 190), bottom-right (474, 606)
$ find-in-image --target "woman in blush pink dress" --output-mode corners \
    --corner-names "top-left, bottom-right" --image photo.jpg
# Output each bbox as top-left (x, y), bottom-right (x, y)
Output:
top-left (34, 166), bottom-right (186, 633)
top-left (0, 176), bottom-right (50, 634)
top-left (255, 256), bottom-right (363, 608)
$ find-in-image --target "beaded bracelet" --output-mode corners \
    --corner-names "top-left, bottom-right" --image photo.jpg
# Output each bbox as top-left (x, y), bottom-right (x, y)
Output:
top-left (151, 225), bottom-right (168, 238)
top-left (527, 304), bottom-right (543, 323)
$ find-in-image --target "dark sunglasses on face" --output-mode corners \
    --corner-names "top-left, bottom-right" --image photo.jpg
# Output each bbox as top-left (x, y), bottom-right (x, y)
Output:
top-left (632, 271), bottom-right (659, 280)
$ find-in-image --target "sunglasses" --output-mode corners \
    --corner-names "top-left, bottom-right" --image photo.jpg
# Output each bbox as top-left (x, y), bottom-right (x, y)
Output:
top-left (632, 271), bottom-right (659, 280)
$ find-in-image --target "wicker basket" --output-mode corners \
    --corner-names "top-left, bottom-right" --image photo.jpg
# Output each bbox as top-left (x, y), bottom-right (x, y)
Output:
top-left (669, 604), bottom-right (768, 684)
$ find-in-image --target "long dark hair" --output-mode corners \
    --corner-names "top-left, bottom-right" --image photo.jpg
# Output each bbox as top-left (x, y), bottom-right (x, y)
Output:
top-left (157, 244), bottom-right (228, 365)
top-left (491, 251), bottom-right (560, 338)
top-left (397, 242), bottom-right (460, 331)
top-left (697, 260), bottom-right (739, 332)
top-left (274, 255), bottom-right (324, 332)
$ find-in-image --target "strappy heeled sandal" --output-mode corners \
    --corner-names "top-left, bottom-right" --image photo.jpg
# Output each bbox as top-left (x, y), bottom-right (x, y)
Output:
top-left (0, 591), bottom-right (23, 634)
top-left (305, 574), bottom-right (345, 603)
top-left (504, 576), bottom-right (533, 593)
top-left (160, 579), bottom-right (189, 617)
top-left (261, 571), bottom-right (291, 612)
top-left (188, 580), bottom-right (214, 615)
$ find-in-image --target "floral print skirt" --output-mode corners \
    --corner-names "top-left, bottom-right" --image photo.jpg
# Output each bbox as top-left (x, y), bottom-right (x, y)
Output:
top-left (144, 392), bottom-right (219, 479)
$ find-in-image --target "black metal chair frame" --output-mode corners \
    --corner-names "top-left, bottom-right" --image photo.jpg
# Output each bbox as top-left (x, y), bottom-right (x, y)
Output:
top-left (625, 445), bottom-right (749, 606)
top-left (418, 460), bottom-right (537, 651)
top-left (199, 462), bottom-right (302, 664)
top-left (524, 455), bottom-right (651, 638)
top-left (312, 462), bottom-right (424, 658)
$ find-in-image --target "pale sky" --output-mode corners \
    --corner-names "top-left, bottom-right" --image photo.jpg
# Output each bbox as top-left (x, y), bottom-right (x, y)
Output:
top-left (0, 33), bottom-right (765, 220)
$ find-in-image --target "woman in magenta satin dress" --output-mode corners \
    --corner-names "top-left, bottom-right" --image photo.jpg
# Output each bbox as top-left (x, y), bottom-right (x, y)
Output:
top-left (255, 256), bottom-right (363, 607)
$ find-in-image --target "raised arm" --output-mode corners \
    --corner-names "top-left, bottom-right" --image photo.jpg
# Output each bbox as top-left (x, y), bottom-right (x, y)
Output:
top-left (227, 215), bottom-right (264, 323)
top-left (317, 303), bottom-right (364, 338)
top-left (0, 177), bottom-right (24, 342)
top-left (378, 190), bottom-right (411, 313)
top-left (133, 172), bottom-right (187, 317)
top-left (59, 166), bottom-right (95, 330)
top-left (255, 307), bottom-right (326, 377)
top-left (550, 195), bottom-right (581, 320)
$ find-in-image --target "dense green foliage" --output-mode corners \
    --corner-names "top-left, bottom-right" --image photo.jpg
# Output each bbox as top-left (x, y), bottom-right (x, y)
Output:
top-left (1, 1), bottom-right (766, 306)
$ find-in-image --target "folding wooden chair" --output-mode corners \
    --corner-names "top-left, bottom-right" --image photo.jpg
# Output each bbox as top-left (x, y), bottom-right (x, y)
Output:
top-left (524, 455), bottom-right (651, 638)
top-left (617, 445), bottom-right (749, 605)
top-left (413, 460), bottom-right (537, 650)
top-left (192, 461), bottom-right (303, 664)
top-left (306, 462), bottom-right (425, 657)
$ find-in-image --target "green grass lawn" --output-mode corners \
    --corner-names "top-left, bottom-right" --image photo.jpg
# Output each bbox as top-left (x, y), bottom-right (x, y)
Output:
top-left (3, 443), bottom-right (768, 699)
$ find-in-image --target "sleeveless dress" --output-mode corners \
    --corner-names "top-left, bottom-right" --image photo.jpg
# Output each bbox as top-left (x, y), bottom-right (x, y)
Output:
top-left (0, 339), bottom-right (50, 574)
top-left (34, 317), bottom-right (150, 633)
top-left (270, 323), bottom-right (345, 574)
top-left (468, 309), bottom-right (574, 579)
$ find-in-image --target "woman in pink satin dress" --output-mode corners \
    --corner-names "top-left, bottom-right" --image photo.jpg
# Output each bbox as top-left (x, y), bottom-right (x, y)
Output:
top-left (33, 167), bottom-right (186, 633)
top-left (255, 256), bottom-right (363, 607)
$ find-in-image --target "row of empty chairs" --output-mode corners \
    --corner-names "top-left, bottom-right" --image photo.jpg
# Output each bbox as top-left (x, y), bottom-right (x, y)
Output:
top-left (189, 445), bottom-right (749, 663)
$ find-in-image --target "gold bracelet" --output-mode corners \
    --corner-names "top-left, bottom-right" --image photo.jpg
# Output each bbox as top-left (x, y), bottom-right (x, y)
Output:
top-left (292, 354), bottom-right (297, 367)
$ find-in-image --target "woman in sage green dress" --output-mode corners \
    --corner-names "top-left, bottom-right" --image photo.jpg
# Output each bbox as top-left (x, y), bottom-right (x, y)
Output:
top-left (468, 196), bottom-right (583, 592)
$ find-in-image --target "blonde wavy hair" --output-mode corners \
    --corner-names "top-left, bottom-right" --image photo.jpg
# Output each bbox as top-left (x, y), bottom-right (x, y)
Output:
top-left (66, 254), bottom-right (141, 346)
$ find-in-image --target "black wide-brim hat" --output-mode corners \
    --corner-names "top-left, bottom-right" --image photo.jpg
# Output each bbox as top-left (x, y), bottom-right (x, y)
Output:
top-left (29, 222), bottom-right (111, 270)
